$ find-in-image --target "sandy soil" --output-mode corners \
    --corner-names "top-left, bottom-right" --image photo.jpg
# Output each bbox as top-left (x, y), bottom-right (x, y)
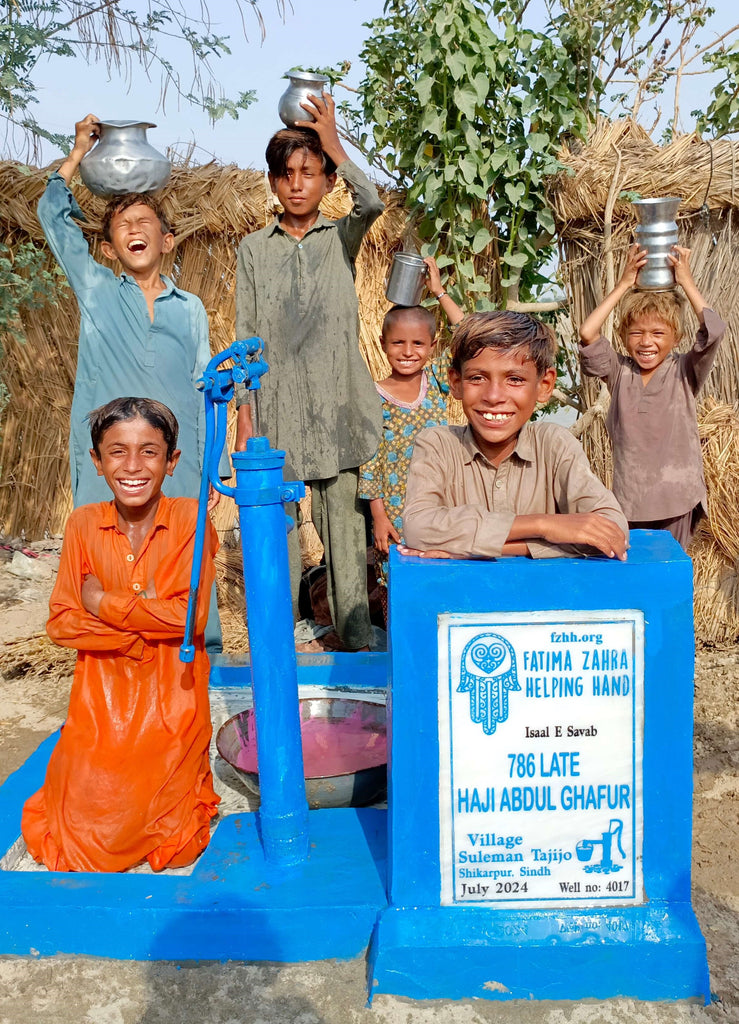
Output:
top-left (0, 549), bottom-right (736, 1024)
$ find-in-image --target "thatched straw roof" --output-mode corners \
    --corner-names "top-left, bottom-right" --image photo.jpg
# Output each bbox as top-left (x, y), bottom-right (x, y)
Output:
top-left (549, 118), bottom-right (739, 222)
top-left (549, 119), bottom-right (739, 643)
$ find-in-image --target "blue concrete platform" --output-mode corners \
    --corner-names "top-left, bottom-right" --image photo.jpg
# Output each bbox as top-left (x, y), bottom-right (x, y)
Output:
top-left (0, 663), bottom-right (389, 962)
top-left (369, 533), bottom-right (710, 1003)
top-left (0, 730), bottom-right (386, 960)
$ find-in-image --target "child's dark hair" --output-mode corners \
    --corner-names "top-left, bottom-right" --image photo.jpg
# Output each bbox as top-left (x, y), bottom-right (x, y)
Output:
top-left (265, 128), bottom-right (337, 179)
top-left (451, 312), bottom-right (558, 376)
top-left (617, 289), bottom-right (685, 347)
top-left (382, 304), bottom-right (436, 339)
top-left (101, 194), bottom-right (172, 242)
top-left (88, 397), bottom-right (179, 458)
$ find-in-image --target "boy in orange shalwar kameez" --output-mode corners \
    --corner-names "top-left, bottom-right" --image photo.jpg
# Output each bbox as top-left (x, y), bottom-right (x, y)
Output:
top-left (22, 397), bottom-right (220, 872)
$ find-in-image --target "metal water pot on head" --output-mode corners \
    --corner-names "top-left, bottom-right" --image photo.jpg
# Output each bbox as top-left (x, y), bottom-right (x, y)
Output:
top-left (79, 120), bottom-right (171, 198)
top-left (385, 252), bottom-right (428, 306)
top-left (278, 71), bottom-right (331, 128)
top-left (631, 197), bottom-right (682, 290)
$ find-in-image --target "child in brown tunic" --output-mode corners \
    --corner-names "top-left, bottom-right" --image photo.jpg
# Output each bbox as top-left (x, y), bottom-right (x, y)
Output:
top-left (579, 245), bottom-right (725, 549)
top-left (401, 312), bottom-right (628, 561)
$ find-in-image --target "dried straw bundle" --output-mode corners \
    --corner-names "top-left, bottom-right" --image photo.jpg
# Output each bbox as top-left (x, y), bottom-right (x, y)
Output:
top-left (691, 530), bottom-right (739, 644)
top-left (698, 399), bottom-right (739, 562)
top-left (0, 632), bottom-right (76, 679)
top-left (688, 399), bottom-right (739, 643)
top-left (214, 545), bottom-right (247, 614)
top-left (220, 604), bottom-right (250, 654)
top-left (298, 489), bottom-right (324, 568)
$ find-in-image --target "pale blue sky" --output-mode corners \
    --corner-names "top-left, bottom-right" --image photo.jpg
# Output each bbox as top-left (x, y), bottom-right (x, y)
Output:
top-left (28, 1), bottom-right (738, 175)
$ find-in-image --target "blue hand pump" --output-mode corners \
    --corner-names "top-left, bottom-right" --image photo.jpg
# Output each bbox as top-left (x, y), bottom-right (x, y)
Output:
top-left (180, 338), bottom-right (310, 866)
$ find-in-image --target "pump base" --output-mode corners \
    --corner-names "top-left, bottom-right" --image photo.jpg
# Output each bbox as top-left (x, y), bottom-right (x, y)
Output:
top-left (368, 903), bottom-right (710, 1003)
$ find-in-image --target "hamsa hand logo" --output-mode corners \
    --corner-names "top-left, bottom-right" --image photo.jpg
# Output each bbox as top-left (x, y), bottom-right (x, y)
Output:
top-left (458, 633), bottom-right (520, 735)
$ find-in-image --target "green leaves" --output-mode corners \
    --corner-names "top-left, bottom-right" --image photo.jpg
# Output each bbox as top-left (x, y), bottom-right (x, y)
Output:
top-left (346, 0), bottom-right (595, 308)
top-left (453, 81), bottom-right (479, 120)
top-left (0, 239), bottom-right (66, 341)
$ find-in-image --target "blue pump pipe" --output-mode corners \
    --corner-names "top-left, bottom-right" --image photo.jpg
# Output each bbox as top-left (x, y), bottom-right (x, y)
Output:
top-left (180, 339), bottom-right (310, 867)
top-left (180, 338), bottom-right (267, 663)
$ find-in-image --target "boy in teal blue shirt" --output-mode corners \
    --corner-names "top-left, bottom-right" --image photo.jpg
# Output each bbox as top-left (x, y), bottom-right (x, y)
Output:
top-left (39, 114), bottom-right (222, 649)
top-left (38, 114), bottom-right (214, 508)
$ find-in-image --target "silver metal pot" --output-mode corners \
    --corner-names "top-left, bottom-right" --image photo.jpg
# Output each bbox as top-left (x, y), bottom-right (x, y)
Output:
top-left (386, 252), bottom-right (428, 306)
top-left (632, 197), bottom-right (682, 291)
top-left (79, 120), bottom-right (171, 198)
top-left (216, 697), bottom-right (387, 810)
top-left (278, 71), bottom-right (330, 128)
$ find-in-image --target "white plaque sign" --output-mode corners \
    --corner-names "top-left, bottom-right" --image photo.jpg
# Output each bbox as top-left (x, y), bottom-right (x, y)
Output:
top-left (438, 611), bottom-right (644, 909)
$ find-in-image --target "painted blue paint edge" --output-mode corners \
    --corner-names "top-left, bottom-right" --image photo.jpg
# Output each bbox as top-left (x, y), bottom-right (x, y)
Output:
top-left (0, 732), bottom-right (59, 854)
top-left (210, 652), bottom-right (389, 690)
top-left (0, 809), bottom-right (388, 961)
top-left (368, 902), bottom-right (710, 1003)
top-left (0, 735), bottom-right (388, 962)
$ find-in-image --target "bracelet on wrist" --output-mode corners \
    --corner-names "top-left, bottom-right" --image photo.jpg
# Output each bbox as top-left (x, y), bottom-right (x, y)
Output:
top-left (436, 290), bottom-right (447, 300)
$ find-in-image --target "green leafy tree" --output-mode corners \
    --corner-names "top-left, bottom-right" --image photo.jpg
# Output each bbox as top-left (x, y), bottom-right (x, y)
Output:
top-left (338, 0), bottom-right (739, 314)
top-left (341, 0), bottom-right (584, 309)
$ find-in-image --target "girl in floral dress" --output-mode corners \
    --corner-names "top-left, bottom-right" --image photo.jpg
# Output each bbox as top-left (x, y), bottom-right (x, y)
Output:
top-left (359, 258), bottom-right (464, 615)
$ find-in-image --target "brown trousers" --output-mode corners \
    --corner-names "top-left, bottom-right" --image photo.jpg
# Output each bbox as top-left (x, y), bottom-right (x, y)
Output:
top-left (629, 504), bottom-right (703, 552)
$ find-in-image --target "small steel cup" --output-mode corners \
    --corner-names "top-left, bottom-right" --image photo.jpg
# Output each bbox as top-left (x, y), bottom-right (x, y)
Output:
top-left (386, 252), bottom-right (428, 305)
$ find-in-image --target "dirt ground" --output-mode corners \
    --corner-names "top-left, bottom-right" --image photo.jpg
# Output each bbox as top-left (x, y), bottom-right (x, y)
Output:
top-left (0, 547), bottom-right (737, 1024)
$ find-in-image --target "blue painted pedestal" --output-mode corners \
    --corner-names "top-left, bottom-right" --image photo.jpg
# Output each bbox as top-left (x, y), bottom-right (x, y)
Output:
top-left (368, 532), bottom-right (709, 1003)
top-left (0, 656), bottom-right (388, 962)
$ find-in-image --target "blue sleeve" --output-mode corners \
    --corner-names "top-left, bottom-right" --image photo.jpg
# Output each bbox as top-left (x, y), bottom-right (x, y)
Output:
top-left (37, 173), bottom-right (111, 301)
top-left (190, 298), bottom-right (230, 480)
top-left (431, 347), bottom-right (451, 394)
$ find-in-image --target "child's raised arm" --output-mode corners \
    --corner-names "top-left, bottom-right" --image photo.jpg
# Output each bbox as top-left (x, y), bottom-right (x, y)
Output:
top-left (579, 244), bottom-right (647, 345)
top-left (668, 246), bottom-right (708, 325)
top-left (424, 257), bottom-right (465, 328)
top-left (295, 90), bottom-right (349, 169)
top-left (56, 114), bottom-right (101, 186)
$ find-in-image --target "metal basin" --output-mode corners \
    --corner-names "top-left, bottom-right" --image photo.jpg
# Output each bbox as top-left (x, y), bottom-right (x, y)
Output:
top-left (216, 697), bottom-right (387, 809)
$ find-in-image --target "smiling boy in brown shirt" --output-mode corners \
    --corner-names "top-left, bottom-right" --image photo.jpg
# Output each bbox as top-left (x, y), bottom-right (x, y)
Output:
top-left (401, 312), bottom-right (628, 560)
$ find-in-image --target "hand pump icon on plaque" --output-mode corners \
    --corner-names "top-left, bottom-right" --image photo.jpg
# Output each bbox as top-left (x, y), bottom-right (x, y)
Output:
top-left (576, 819), bottom-right (626, 874)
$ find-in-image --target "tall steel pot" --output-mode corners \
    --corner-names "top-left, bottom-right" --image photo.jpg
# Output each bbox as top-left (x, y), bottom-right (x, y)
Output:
top-left (632, 197), bottom-right (682, 291)
top-left (79, 120), bottom-right (171, 198)
top-left (278, 71), bottom-right (330, 128)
